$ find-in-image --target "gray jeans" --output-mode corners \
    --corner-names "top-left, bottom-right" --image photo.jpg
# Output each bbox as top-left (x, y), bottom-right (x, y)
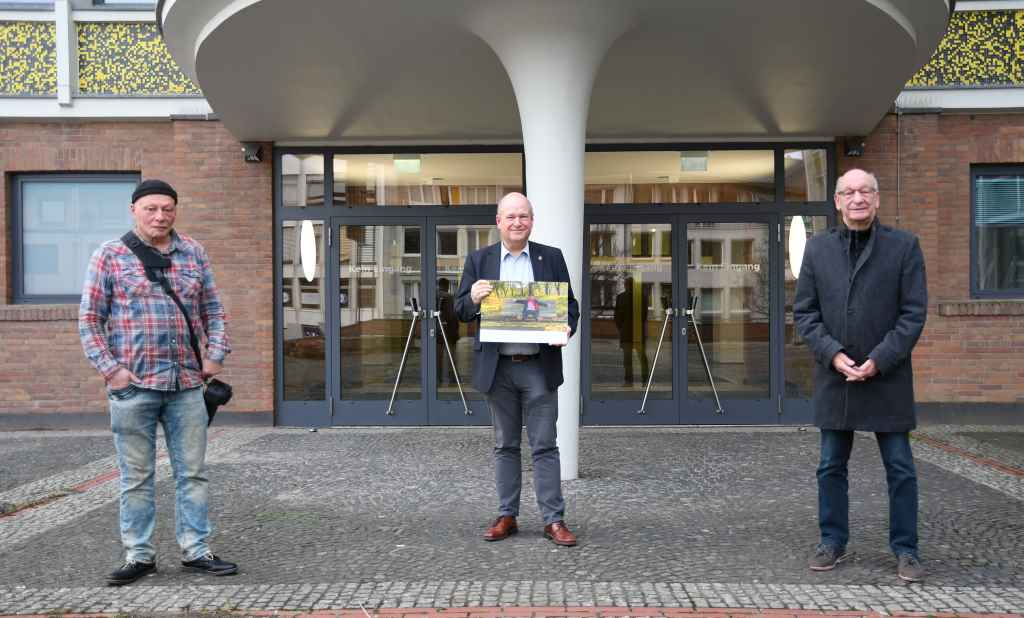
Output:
top-left (486, 357), bottom-right (565, 525)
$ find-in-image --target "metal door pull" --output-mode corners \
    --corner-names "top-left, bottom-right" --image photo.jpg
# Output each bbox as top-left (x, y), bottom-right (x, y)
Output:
top-left (433, 310), bottom-right (473, 416)
top-left (385, 298), bottom-right (423, 416)
top-left (687, 295), bottom-right (724, 415)
top-left (636, 307), bottom-right (673, 416)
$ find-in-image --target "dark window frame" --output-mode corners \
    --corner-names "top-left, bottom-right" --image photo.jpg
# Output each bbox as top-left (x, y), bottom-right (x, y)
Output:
top-left (970, 164), bottom-right (1024, 299)
top-left (11, 172), bottom-right (139, 305)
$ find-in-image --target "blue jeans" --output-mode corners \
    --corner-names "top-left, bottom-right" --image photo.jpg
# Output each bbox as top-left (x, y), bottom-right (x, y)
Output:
top-left (486, 357), bottom-right (565, 525)
top-left (817, 429), bottom-right (919, 558)
top-left (109, 385), bottom-right (210, 562)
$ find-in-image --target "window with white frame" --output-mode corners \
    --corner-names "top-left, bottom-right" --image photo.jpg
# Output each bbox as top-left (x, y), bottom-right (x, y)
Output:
top-left (12, 174), bottom-right (137, 303)
top-left (972, 166), bottom-right (1024, 297)
top-left (0, 0), bottom-right (53, 7)
top-left (437, 229), bottom-right (458, 256)
top-left (92, 0), bottom-right (156, 7)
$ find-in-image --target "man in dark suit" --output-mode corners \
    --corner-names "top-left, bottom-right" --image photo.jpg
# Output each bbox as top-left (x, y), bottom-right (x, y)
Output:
top-left (455, 192), bottom-right (580, 547)
top-left (794, 169), bottom-right (928, 582)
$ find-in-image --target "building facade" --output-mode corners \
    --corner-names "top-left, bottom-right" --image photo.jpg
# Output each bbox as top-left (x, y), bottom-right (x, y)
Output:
top-left (1, 1), bottom-right (1022, 475)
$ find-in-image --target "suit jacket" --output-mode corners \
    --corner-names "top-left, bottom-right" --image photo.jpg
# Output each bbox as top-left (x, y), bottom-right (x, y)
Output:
top-left (455, 241), bottom-right (580, 394)
top-left (793, 220), bottom-right (927, 432)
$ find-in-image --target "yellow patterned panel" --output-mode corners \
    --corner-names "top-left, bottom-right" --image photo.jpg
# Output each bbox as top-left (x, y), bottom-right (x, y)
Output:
top-left (908, 10), bottom-right (1024, 88)
top-left (0, 22), bottom-right (57, 95)
top-left (78, 22), bottom-right (201, 95)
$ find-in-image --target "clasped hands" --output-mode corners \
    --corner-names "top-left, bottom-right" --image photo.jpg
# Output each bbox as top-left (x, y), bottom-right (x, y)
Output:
top-left (831, 352), bottom-right (878, 382)
top-left (470, 279), bottom-right (571, 348)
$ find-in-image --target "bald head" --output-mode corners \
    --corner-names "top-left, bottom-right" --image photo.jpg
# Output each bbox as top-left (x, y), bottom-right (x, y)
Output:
top-left (836, 169), bottom-right (879, 194)
top-left (835, 168), bottom-right (881, 230)
top-left (497, 192), bottom-right (534, 217)
top-left (496, 192), bottom-right (534, 251)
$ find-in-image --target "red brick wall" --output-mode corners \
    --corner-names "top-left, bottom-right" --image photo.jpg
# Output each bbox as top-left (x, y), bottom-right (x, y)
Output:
top-left (0, 121), bottom-right (273, 414)
top-left (2, 114), bottom-right (1022, 416)
top-left (839, 112), bottom-right (1024, 405)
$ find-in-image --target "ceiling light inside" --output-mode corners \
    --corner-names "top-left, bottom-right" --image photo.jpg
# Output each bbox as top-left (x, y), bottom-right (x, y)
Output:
top-left (394, 154), bottom-right (421, 174)
top-left (680, 151), bottom-right (708, 172)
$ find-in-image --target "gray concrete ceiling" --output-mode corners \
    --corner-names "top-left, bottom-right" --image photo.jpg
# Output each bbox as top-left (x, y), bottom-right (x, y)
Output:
top-left (160, 0), bottom-right (950, 142)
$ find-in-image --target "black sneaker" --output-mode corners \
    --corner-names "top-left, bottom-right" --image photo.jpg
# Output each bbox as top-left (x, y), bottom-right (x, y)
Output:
top-left (897, 554), bottom-right (925, 582)
top-left (809, 544), bottom-right (851, 571)
top-left (181, 552), bottom-right (238, 576)
top-left (106, 559), bottom-right (156, 586)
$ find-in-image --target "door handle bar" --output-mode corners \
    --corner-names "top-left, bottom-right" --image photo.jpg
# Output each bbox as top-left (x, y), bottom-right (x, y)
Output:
top-left (637, 307), bottom-right (673, 416)
top-left (385, 298), bottom-right (423, 416)
top-left (688, 295), bottom-right (724, 415)
top-left (433, 310), bottom-right (473, 416)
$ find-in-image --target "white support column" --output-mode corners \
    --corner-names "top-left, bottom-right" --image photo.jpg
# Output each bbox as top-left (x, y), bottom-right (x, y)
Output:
top-left (464, 2), bottom-right (633, 480)
top-left (54, 0), bottom-right (76, 107)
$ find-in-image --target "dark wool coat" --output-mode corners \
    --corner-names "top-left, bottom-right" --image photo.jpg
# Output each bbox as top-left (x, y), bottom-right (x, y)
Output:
top-left (793, 221), bottom-right (927, 432)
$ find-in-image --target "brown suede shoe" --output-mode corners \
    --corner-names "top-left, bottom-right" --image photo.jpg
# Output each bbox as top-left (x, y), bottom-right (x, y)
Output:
top-left (483, 515), bottom-right (518, 541)
top-left (543, 521), bottom-right (578, 546)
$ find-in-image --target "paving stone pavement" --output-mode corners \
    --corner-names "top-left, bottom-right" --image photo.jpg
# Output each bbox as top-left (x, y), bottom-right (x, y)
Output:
top-left (0, 425), bottom-right (1022, 615)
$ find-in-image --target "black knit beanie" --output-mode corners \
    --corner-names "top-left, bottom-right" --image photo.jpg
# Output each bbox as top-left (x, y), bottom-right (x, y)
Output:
top-left (131, 179), bottom-right (178, 204)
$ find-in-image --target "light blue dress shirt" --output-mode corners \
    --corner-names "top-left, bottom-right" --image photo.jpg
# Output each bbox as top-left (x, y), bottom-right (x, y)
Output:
top-left (498, 243), bottom-right (539, 356)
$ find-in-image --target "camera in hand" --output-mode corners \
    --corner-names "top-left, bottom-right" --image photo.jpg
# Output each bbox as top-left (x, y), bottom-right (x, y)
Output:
top-left (204, 378), bottom-right (233, 426)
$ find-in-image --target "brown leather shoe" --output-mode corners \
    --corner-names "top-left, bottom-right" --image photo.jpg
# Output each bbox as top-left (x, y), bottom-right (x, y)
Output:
top-left (483, 515), bottom-right (518, 541)
top-left (543, 521), bottom-right (578, 546)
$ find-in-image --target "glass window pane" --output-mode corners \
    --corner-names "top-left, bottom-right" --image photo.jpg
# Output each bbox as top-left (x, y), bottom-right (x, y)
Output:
top-left (403, 227), bottom-right (420, 255)
top-left (687, 222), bottom-right (770, 401)
top-left (281, 154), bottom-right (325, 206)
top-left (340, 225), bottom-right (421, 400)
top-left (784, 215), bottom-right (829, 399)
top-left (437, 230), bottom-right (458, 256)
top-left (435, 225), bottom-right (495, 400)
top-left (281, 220), bottom-right (326, 401)
top-left (784, 149), bottom-right (829, 201)
top-left (21, 178), bottom-right (135, 297)
top-left (588, 223), bottom-right (673, 400)
top-left (974, 172), bottom-right (1024, 293)
top-left (331, 153), bottom-right (523, 207)
top-left (585, 150), bottom-right (774, 204)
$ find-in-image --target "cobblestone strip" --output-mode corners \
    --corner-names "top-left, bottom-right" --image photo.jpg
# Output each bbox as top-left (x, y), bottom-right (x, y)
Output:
top-left (0, 453), bottom-right (120, 510)
top-left (916, 425), bottom-right (1024, 472)
top-left (0, 582), bottom-right (1021, 615)
top-left (910, 432), bottom-right (1024, 502)
top-left (0, 428), bottom-right (271, 551)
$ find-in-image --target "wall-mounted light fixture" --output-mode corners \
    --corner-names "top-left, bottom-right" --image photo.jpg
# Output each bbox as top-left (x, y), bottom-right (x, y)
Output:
top-left (241, 142), bottom-right (263, 163)
top-left (843, 137), bottom-right (865, 157)
top-left (299, 220), bottom-right (317, 283)
top-left (788, 216), bottom-right (807, 279)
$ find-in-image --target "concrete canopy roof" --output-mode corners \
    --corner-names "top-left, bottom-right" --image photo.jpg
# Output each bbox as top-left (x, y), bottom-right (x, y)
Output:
top-left (159, 0), bottom-right (951, 143)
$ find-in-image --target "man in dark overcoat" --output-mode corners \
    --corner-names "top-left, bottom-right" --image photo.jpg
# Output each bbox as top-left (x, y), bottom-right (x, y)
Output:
top-left (455, 192), bottom-right (580, 547)
top-left (794, 169), bottom-right (928, 582)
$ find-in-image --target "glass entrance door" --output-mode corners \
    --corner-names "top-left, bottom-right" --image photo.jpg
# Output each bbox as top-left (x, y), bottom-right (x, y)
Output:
top-left (331, 217), bottom-right (496, 426)
top-left (276, 214), bottom-right (498, 427)
top-left (682, 218), bottom-right (775, 423)
top-left (583, 215), bottom-right (785, 425)
top-left (427, 218), bottom-right (495, 425)
top-left (584, 219), bottom-right (678, 424)
top-left (332, 221), bottom-right (427, 425)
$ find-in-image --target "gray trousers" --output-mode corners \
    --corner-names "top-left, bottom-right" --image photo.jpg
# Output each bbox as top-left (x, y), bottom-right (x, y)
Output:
top-left (485, 357), bottom-right (565, 525)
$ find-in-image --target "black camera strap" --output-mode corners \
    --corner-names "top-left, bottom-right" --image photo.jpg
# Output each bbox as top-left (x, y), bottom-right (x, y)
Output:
top-left (121, 231), bottom-right (205, 376)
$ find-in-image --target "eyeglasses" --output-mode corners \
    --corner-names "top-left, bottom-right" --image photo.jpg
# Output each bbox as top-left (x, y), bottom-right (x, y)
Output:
top-left (836, 188), bottom-right (878, 199)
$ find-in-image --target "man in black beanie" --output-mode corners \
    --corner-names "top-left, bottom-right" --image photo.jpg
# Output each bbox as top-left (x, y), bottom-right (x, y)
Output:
top-left (79, 179), bottom-right (237, 585)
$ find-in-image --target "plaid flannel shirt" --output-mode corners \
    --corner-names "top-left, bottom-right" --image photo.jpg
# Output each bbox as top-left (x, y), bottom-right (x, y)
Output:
top-left (79, 230), bottom-right (230, 391)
